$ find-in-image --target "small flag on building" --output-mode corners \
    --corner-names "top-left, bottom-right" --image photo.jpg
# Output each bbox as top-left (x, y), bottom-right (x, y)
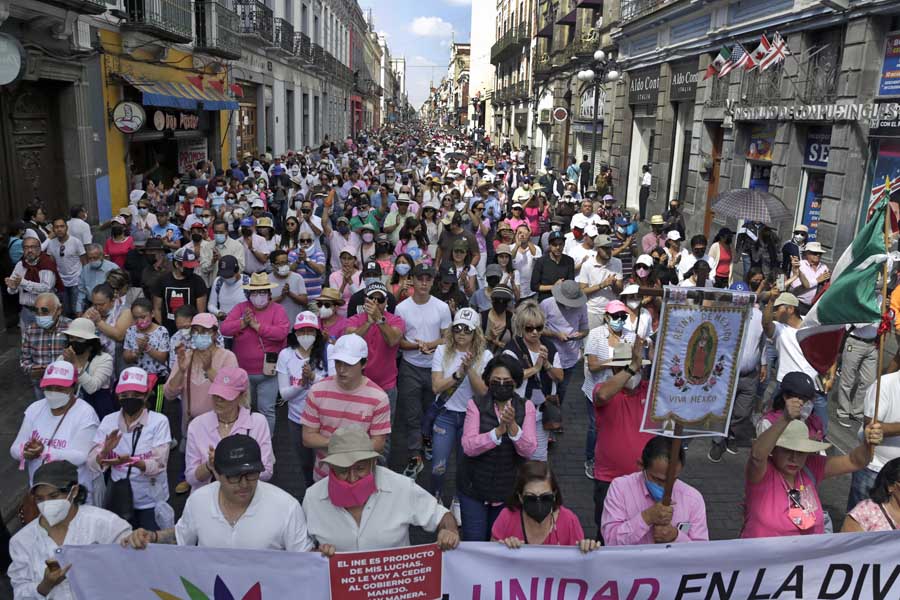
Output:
top-left (760, 33), bottom-right (789, 71)
top-left (719, 45), bottom-right (751, 78)
top-left (747, 34), bottom-right (772, 71)
top-left (703, 46), bottom-right (732, 80)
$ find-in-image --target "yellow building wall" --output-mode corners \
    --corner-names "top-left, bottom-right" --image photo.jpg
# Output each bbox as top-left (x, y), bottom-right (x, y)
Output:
top-left (99, 30), bottom-right (232, 212)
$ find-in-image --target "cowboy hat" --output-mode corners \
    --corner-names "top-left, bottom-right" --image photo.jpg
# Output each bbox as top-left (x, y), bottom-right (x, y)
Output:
top-left (242, 272), bottom-right (279, 291)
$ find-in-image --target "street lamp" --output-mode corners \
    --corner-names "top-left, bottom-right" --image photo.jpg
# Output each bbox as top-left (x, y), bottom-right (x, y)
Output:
top-left (576, 51), bottom-right (619, 171)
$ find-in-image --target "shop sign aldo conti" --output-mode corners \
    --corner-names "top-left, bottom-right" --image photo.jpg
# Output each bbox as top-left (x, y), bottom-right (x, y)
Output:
top-left (152, 109), bottom-right (200, 132)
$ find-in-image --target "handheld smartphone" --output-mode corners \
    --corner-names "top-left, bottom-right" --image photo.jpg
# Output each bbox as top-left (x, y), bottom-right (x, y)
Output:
top-left (776, 274), bottom-right (786, 292)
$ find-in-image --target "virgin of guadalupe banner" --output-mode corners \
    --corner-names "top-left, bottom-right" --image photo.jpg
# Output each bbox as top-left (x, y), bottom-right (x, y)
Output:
top-left (641, 287), bottom-right (752, 438)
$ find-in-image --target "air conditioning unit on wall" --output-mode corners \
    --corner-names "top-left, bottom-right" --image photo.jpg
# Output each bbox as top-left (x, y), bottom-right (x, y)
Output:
top-left (538, 109), bottom-right (551, 124)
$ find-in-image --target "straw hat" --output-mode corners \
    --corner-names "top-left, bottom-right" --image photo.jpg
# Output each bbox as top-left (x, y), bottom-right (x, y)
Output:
top-left (317, 287), bottom-right (345, 306)
top-left (242, 272), bottom-right (278, 291)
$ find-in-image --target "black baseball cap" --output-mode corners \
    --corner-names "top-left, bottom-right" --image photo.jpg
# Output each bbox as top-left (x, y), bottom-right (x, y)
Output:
top-left (218, 255), bottom-right (239, 278)
top-left (412, 263), bottom-right (435, 278)
top-left (548, 231), bottom-right (565, 243)
top-left (440, 263), bottom-right (457, 283)
top-left (781, 372), bottom-right (816, 401)
top-left (363, 260), bottom-right (382, 276)
top-left (214, 434), bottom-right (264, 477)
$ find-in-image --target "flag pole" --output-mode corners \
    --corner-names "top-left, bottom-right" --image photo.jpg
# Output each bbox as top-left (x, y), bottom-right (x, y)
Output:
top-left (873, 178), bottom-right (892, 426)
top-left (662, 424), bottom-right (684, 505)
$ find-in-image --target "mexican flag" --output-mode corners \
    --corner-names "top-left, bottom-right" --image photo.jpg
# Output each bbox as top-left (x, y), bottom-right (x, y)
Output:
top-left (797, 184), bottom-right (889, 373)
top-left (703, 47), bottom-right (732, 80)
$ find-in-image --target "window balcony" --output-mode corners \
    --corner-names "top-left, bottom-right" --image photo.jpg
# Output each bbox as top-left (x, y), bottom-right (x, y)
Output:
top-left (293, 32), bottom-right (312, 61)
top-left (739, 62), bottom-right (784, 106)
top-left (46, 0), bottom-right (107, 15)
top-left (273, 17), bottom-right (294, 54)
top-left (621, 0), bottom-right (670, 23)
top-left (195, 1), bottom-right (242, 60)
top-left (706, 72), bottom-right (729, 107)
top-left (123, 0), bottom-right (193, 43)
top-left (310, 43), bottom-right (325, 67)
top-left (234, 0), bottom-right (273, 44)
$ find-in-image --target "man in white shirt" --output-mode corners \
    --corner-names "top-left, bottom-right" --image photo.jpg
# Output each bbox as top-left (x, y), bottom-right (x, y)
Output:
top-left (67, 205), bottom-right (93, 246)
top-left (762, 291), bottom-right (828, 431)
top-left (570, 199), bottom-right (604, 232)
top-left (126, 435), bottom-right (313, 551)
top-left (638, 164), bottom-right (652, 222)
top-left (239, 217), bottom-right (270, 275)
top-left (6, 236), bottom-right (56, 329)
top-left (304, 427), bottom-right (458, 554)
top-left (676, 234), bottom-right (712, 282)
top-left (201, 220), bottom-right (245, 286)
top-left (46, 218), bottom-right (86, 317)
top-left (577, 234), bottom-right (623, 330)
top-left (709, 281), bottom-right (766, 463)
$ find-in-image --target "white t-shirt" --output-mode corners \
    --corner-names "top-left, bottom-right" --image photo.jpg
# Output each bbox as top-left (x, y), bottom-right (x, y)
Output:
top-left (512, 245), bottom-right (542, 299)
top-left (268, 271), bottom-right (308, 324)
top-left (772, 322), bottom-right (819, 387)
top-left (576, 255), bottom-right (623, 315)
top-left (569, 213), bottom-right (604, 232)
top-left (677, 254), bottom-right (713, 281)
top-left (67, 217), bottom-right (93, 246)
top-left (10, 398), bottom-right (99, 492)
top-left (678, 277), bottom-right (714, 288)
top-left (93, 410), bottom-right (171, 509)
top-left (176, 480), bottom-right (314, 551)
top-left (242, 234), bottom-right (270, 274)
top-left (864, 372), bottom-right (900, 471)
top-left (569, 243), bottom-right (596, 273)
top-left (327, 230), bottom-right (362, 271)
top-left (581, 327), bottom-right (635, 398)
top-left (431, 346), bottom-right (493, 412)
top-left (625, 308), bottom-right (653, 339)
top-left (396, 296), bottom-right (452, 368)
top-left (209, 276), bottom-right (249, 316)
top-left (46, 237), bottom-right (86, 287)
top-left (504, 348), bottom-right (562, 406)
top-left (276, 347), bottom-right (328, 423)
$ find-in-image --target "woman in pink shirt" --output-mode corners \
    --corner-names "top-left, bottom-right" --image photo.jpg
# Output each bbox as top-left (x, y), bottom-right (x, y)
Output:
top-left (184, 366), bottom-right (273, 491)
top-left (742, 395), bottom-right (882, 539)
top-left (504, 203), bottom-right (528, 232)
top-left (220, 273), bottom-right (291, 436)
top-left (104, 216), bottom-right (134, 268)
top-left (492, 461), bottom-right (600, 552)
top-left (458, 354), bottom-right (537, 541)
top-left (327, 247), bottom-right (362, 318)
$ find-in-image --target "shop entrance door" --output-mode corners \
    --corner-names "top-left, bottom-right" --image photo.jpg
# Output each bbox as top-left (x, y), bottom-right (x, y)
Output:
top-left (239, 104), bottom-right (257, 157)
top-left (0, 80), bottom-right (67, 224)
top-left (703, 124), bottom-right (723, 237)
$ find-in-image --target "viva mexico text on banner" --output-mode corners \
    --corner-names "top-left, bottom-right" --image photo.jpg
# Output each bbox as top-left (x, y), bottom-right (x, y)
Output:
top-left (62, 533), bottom-right (900, 600)
top-left (642, 287), bottom-right (752, 438)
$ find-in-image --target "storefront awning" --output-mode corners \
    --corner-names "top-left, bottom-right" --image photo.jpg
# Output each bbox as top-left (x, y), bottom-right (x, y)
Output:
top-left (122, 74), bottom-right (239, 111)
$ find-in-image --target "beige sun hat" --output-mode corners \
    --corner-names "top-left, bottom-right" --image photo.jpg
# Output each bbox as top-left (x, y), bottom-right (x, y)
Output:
top-left (775, 420), bottom-right (831, 453)
top-left (320, 427), bottom-right (381, 469)
top-left (242, 272), bottom-right (278, 291)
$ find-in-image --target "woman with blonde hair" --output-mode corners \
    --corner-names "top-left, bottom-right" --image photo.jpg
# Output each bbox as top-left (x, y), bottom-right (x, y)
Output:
top-left (504, 299), bottom-right (564, 461)
top-left (183, 366), bottom-right (274, 492)
top-left (428, 307), bottom-right (493, 500)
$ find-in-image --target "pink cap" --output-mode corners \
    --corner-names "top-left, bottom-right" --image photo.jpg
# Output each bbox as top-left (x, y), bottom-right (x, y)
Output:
top-left (209, 367), bottom-right (249, 401)
top-left (40, 360), bottom-right (78, 388)
top-left (112, 216), bottom-right (128, 226)
top-left (605, 300), bottom-right (628, 315)
top-left (116, 367), bottom-right (157, 394)
top-left (191, 312), bottom-right (218, 329)
top-left (293, 311), bottom-right (320, 331)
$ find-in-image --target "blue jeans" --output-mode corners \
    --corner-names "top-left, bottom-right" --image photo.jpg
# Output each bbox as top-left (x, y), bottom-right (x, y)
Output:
top-left (19, 305), bottom-right (36, 330)
top-left (585, 398), bottom-right (596, 462)
top-left (458, 491), bottom-right (504, 541)
top-left (249, 373), bottom-right (278, 435)
top-left (813, 391), bottom-right (828, 436)
top-left (430, 409), bottom-right (466, 497)
top-left (847, 467), bottom-right (878, 513)
top-left (60, 285), bottom-right (78, 318)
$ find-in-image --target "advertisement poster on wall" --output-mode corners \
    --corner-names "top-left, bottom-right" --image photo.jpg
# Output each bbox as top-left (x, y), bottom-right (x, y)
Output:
top-left (746, 125), bottom-right (775, 161)
top-left (800, 173), bottom-right (824, 242)
top-left (177, 138), bottom-right (208, 175)
top-left (879, 31), bottom-right (900, 97)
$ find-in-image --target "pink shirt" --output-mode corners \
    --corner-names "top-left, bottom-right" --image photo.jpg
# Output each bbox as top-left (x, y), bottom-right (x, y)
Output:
top-left (220, 301), bottom-right (290, 375)
top-left (332, 312), bottom-right (406, 391)
top-left (601, 471), bottom-right (709, 546)
top-left (592, 381), bottom-right (654, 482)
top-left (505, 218), bottom-right (528, 233)
top-left (742, 454), bottom-right (826, 539)
top-left (184, 406), bottom-right (274, 490)
top-left (523, 206), bottom-right (542, 236)
top-left (163, 348), bottom-right (238, 423)
top-left (327, 270), bottom-right (362, 318)
top-left (300, 375), bottom-right (391, 480)
top-left (848, 499), bottom-right (897, 532)
top-left (461, 398), bottom-right (537, 459)
top-left (104, 236), bottom-right (134, 268)
top-left (491, 506), bottom-right (584, 545)
top-left (641, 232), bottom-right (665, 254)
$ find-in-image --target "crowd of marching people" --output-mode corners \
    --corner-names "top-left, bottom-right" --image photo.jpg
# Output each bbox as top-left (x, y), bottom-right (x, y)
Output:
top-left (5, 123), bottom-right (900, 599)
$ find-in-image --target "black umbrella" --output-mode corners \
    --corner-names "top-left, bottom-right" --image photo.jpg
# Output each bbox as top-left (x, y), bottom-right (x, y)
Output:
top-left (711, 188), bottom-right (791, 223)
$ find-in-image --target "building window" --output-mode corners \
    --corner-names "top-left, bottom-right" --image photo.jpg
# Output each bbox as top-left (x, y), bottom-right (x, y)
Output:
top-left (801, 27), bottom-right (843, 104)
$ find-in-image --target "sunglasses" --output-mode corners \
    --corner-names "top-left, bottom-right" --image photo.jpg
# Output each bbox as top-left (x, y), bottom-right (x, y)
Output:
top-left (368, 295), bottom-right (387, 304)
top-left (523, 492), bottom-right (555, 503)
top-left (452, 324), bottom-right (474, 334)
top-left (318, 302), bottom-right (334, 309)
top-left (524, 325), bottom-right (544, 333)
top-left (300, 239), bottom-right (314, 245)
top-left (608, 312), bottom-right (628, 320)
top-left (301, 209), bottom-right (311, 214)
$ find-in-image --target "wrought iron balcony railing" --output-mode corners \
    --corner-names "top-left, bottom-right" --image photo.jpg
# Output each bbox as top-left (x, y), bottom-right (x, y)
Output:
top-left (195, 0), bottom-right (242, 60)
top-left (800, 45), bottom-right (841, 104)
top-left (706, 71), bottom-right (730, 107)
top-left (310, 43), bottom-right (325, 67)
top-left (124, 0), bottom-right (193, 42)
top-left (620, 0), bottom-right (668, 23)
top-left (47, 0), bottom-right (107, 15)
top-left (234, 0), bottom-right (273, 44)
top-left (293, 32), bottom-right (311, 60)
top-left (740, 62), bottom-right (784, 106)
top-left (273, 17), bottom-right (293, 54)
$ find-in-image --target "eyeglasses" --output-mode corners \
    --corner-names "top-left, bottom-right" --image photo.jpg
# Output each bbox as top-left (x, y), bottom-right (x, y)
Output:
top-left (224, 471), bottom-right (261, 485)
top-left (693, 247), bottom-right (707, 253)
top-left (608, 312), bottom-right (628, 320)
top-left (452, 324), bottom-right (474, 334)
top-left (203, 213), bottom-right (213, 218)
top-left (35, 306), bottom-right (54, 315)
top-left (300, 239), bottom-right (314, 245)
top-left (453, 248), bottom-right (467, 253)
top-left (524, 325), bottom-right (544, 333)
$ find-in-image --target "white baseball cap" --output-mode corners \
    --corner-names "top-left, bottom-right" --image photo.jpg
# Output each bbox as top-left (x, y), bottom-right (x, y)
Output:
top-left (635, 254), bottom-right (654, 267)
top-left (293, 311), bottom-right (320, 331)
top-left (453, 307), bottom-right (480, 331)
top-left (666, 230), bottom-right (682, 241)
top-left (40, 360), bottom-right (78, 388)
top-left (331, 334), bottom-right (368, 365)
top-left (116, 367), bottom-right (157, 394)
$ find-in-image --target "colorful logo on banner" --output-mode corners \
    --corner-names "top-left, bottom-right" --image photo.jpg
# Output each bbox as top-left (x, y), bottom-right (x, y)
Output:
top-left (746, 124), bottom-right (775, 161)
top-left (879, 32), bottom-right (900, 97)
top-left (643, 290), bottom-right (751, 438)
top-left (152, 576), bottom-right (261, 600)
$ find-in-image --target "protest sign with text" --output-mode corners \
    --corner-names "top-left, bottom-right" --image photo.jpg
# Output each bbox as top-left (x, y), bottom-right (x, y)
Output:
top-left (329, 544), bottom-right (442, 600)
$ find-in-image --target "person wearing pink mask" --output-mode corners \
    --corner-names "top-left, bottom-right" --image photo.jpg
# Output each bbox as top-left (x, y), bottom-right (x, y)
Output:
top-left (122, 298), bottom-right (170, 398)
top-left (303, 427), bottom-right (459, 554)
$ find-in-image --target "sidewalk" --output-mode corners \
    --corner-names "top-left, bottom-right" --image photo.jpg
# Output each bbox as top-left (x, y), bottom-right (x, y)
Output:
top-left (0, 332), bottom-right (32, 528)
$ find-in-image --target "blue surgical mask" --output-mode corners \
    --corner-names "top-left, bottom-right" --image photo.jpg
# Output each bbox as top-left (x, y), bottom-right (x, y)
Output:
top-left (645, 476), bottom-right (665, 503)
top-left (138, 208), bottom-right (149, 216)
top-left (226, 197), bottom-right (236, 206)
top-left (194, 207), bottom-right (203, 216)
top-left (364, 277), bottom-right (379, 287)
top-left (35, 315), bottom-right (55, 329)
top-left (192, 333), bottom-right (213, 351)
top-left (395, 263), bottom-right (411, 276)
top-left (608, 318), bottom-right (626, 333)
top-left (216, 186), bottom-right (224, 194)
top-left (214, 233), bottom-right (227, 245)
top-left (90, 260), bottom-right (103, 270)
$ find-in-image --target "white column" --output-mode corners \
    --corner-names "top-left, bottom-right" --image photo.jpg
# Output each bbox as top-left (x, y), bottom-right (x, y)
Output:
top-left (293, 84), bottom-right (303, 152)
top-left (273, 79), bottom-right (286, 154)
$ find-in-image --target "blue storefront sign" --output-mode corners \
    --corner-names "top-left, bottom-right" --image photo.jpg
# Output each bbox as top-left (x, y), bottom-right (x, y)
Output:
top-left (880, 32), bottom-right (900, 97)
top-left (803, 127), bottom-right (831, 168)
top-left (799, 128), bottom-right (830, 242)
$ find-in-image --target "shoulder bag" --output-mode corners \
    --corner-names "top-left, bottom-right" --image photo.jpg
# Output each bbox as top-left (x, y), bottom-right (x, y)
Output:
top-left (105, 425), bottom-right (143, 522)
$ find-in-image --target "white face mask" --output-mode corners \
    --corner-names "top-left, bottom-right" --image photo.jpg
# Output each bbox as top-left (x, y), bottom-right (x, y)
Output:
top-left (318, 306), bottom-right (334, 319)
top-left (800, 401), bottom-right (813, 421)
top-left (626, 299), bottom-right (641, 310)
top-left (276, 265), bottom-right (291, 277)
top-left (45, 390), bottom-right (71, 409)
top-left (297, 334), bottom-right (316, 350)
top-left (624, 372), bottom-right (642, 390)
top-left (38, 490), bottom-right (73, 526)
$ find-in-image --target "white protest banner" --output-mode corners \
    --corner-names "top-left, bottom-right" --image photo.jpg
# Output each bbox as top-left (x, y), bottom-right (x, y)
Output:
top-left (441, 535), bottom-right (900, 600)
top-left (641, 287), bottom-right (752, 438)
top-left (61, 533), bottom-right (900, 600)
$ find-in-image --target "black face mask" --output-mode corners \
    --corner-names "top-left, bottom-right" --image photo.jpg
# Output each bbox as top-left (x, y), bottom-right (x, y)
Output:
top-left (68, 340), bottom-right (89, 355)
top-left (491, 299), bottom-right (509, 313)
top-left (376, 243), bottom-right (391, 255)
top-left (241, 228), bottom-right (253, 237)
top-left (191, 233), bottom-right (203, 243)
top-left (486, 277), bottom-right (501, 288)
top-left (522, 493), bottom-right (555, 523)
top-left (490, 381), bottom-right (515, 402)
top-left (181, 267), bottom-right (195, 278)
top-left (111, 226), bottom-right (124, 236)
top-left (693, 248), bottom-right (706, 258)
top-left (120, 395), bottom-right (145, 416)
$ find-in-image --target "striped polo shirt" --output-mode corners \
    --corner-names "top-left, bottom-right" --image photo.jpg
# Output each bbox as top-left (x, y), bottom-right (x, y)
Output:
top-left (300, 375), bottom-right (391, 480)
